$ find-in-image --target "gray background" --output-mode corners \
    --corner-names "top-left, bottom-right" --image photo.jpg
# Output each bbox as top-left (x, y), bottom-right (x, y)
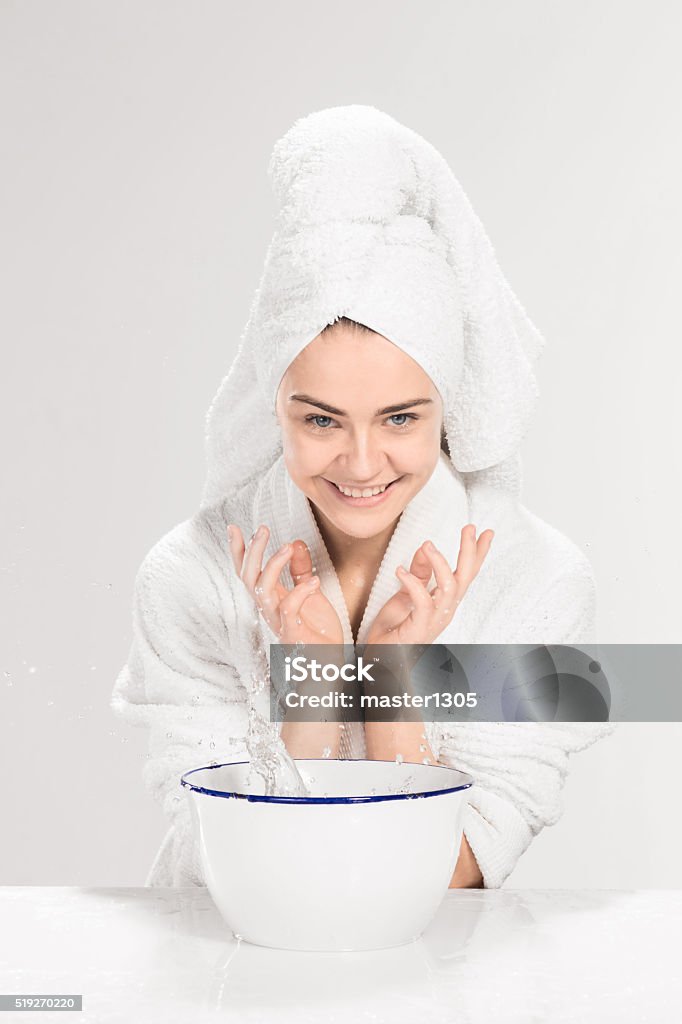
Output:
top-left (1, 0), bottom-right (680, 886)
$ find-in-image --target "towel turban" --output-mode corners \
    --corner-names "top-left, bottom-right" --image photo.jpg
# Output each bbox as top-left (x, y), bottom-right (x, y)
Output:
top-left (201, 104), bottom-right (545, 510)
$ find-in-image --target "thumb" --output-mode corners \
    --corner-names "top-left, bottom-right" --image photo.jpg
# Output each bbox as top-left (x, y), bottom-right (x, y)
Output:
top-left (289, 539), bottom-right (315, 584)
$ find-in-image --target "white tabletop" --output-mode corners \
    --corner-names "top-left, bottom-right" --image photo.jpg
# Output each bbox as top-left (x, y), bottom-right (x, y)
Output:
top-left (1, 886), bottom-right (679, 1023)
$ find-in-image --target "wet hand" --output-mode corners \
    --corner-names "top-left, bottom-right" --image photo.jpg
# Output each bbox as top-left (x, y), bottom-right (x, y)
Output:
top-left (227, 523), bottom-right (344, 645)
top-left (364, 524), bottom-right (495, 646)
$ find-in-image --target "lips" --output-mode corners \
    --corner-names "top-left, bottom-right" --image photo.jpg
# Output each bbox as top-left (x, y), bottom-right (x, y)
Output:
top-left (322, 476), bottom-right (402, 508)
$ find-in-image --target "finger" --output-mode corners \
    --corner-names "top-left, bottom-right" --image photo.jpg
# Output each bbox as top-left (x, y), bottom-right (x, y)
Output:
top-left (288, 539), bottom-right (315, 585)
top-left (258, 542), bottom-right (294, 610)
top-left (473, 529), bottom-right (495, 574)
top-left (408, 543), bottom-right (435, 587)
top-left (241, 524), bottom-right (270, 591)
top-left (395, 564), bottom-right (433, 632)
top-left (227, 524), bottom-right (245, 575)
top-left (279, 575), bottom-right (321, 626)
top-left (453, 524), bottom-right (478, 585)
top-left (421, 542), bottom-right (457, 605)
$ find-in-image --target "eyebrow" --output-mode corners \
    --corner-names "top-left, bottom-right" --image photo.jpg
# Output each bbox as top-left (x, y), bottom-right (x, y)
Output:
top-left (289, 394), bottom-right (434, 417)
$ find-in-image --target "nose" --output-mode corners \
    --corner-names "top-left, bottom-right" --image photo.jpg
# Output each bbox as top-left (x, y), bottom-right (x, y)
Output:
top-left (338, 430), bottom-right (388, 484)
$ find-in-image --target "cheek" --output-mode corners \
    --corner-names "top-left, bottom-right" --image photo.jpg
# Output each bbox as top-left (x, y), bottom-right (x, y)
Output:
top-left (400, 428), bottom-right (441, 468)
top-left (281, 426), bottom-right (328, 477)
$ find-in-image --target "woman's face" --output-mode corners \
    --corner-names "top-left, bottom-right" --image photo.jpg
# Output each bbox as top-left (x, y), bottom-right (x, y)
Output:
top-left (275, 324), bottom-right (444, 539)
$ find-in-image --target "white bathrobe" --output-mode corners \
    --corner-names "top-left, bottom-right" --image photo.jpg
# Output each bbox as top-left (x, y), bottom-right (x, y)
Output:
top-left (111, 449), bottom-right (614, 889)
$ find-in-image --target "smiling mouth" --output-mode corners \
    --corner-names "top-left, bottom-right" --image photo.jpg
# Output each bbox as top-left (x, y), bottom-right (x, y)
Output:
top-left (325, 477), bottom-right (403, 499)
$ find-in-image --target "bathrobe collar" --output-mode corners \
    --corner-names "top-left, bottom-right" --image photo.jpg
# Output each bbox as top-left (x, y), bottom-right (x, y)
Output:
top-left (253, 450), bottom-right (470, 647)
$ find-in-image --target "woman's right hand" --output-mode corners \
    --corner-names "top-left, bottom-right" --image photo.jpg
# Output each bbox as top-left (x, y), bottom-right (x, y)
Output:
top-left (227, 523), bottom-right (344, 645)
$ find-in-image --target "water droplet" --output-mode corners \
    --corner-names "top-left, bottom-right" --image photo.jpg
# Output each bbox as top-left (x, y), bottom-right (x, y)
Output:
top-left (47, 700), bottom-right (54, 706)
top-left (395, 754), bottom-right (403, 764)
top-left (295, 617), bottom-right (302, 625)
top-left (166, 732), bottom-right (173, 738)
top-left (90, 666), bottom-right (97, 672)
top-left (28, 666), bottom-right (37, 674)
top-left (422, 757), bottom-right (431, 765)
top-left (419, 744), bottom-right (427, 753)
top-left (210, 741), bottom-right (216, 749)
top-left (322, 746), bottom-right (332, 758)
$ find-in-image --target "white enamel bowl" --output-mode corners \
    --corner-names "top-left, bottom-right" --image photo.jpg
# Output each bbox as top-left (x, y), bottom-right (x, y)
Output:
top-left (181, 758), bottom-right (473, 952)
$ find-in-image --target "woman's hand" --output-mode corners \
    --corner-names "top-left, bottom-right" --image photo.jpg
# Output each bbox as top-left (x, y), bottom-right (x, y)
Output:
top-left (227, 523), bottom-right (344, 645)
top-left (364, 524), bottom-right (494, 646)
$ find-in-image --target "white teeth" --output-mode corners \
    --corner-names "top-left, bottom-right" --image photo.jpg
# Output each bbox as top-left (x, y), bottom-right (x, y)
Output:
top-left (335, 482), bottom-right (391, 498)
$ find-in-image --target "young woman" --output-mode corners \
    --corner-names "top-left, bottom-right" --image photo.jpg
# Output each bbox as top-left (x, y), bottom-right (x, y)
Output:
top-left (111, 105), bottom-right (613, 889)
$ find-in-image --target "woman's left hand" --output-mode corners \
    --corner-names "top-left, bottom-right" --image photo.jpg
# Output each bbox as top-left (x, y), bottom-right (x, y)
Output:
top-left (364, 524), bottom-right (494, 646)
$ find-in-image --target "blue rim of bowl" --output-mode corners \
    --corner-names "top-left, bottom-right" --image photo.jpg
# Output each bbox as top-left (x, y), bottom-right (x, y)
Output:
top-left (180, 759), bottom-right (474, 804)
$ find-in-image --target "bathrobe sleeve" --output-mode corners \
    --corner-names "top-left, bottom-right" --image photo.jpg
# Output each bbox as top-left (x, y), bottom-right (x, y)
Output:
top-left (110, 520), bottom-right (254, 886)
top-left (434, 568), bottom-right (616, 889)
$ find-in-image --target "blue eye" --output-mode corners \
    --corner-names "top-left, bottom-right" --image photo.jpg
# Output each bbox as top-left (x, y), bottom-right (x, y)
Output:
top-left (303, 412), bottom-right (419, 433)
top-left (307, 415), bottom-right (334, 429)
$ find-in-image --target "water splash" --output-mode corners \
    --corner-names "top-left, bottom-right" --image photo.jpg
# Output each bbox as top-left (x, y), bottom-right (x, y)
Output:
top-left (244, 669), bottom-right (309, 797)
